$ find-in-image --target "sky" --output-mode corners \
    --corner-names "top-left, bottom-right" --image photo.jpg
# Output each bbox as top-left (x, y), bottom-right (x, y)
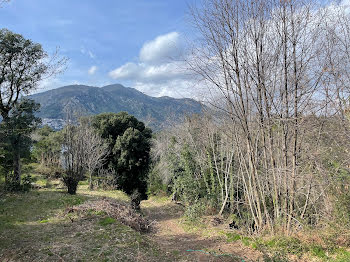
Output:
top-left (3, 0), bottom-right (350, 99)
top-left (0, 0), bottom-right (198, 98)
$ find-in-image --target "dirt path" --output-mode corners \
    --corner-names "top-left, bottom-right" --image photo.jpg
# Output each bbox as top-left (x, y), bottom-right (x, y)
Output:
top-left (141, 199), bottom-right (262, 262)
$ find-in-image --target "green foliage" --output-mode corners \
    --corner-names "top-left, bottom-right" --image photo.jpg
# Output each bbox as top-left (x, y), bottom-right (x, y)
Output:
top-left (32, 126), bottom-right (63, 171)
top-left (183, 200), bottom-right (206, 222)
top-left (333, 249), bottom-right (350, 262)
top-left (226, 233), bottom-right (242, 242)
top-left (147, 166), bottom-right (167, 196)
top-left (99, 217), bottom-right (116, 226)
top-left (0, 99), bottom-right (41, 189)
top-left (63, 196), bottom-right (85, 206)
top-left (169, 141), bottom-right (205, 205)
top-left (261, 237), bottom-right (306, 257)
top-left (0, 29), bottom-right (48, 120)
top-left (3, 177), bottom-right (23, 192)
top-left (152, 123), bottom-right (235, 215)
top-left (21, 174), bottom-right (34, 192)
top-left (310, 245), bottom-right (327, 259)
top-left (248, 235), bottom-right (350, 261)
top-left (92, 112), bottom-right (152, 199)
top-left (32, 126), bottom-right (64, 179)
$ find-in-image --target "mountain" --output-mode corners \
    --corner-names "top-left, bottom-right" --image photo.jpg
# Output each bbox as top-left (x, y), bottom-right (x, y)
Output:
top-left (29, 84), bottom-right (203, 129)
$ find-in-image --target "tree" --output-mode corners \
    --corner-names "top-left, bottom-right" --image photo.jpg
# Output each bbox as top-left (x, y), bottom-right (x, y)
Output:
top-left (0, 28), bottom-right (64, 189)
top-left (0, 99), bottom-right (41, 189)
top-left (62, 124), bottom-right (84, 194)
top-left (187, 0), bottom-right (350, 234)
top-left (92, 112), bottom-right (152, 201)
top-left (79, 118), bottom-right (108, 190)
top-left (61, 118), bottom-right (108, 194)
top-left (0, 0), bottom-right (10, 7)
top-left (0, 28), bottom-right (65, 120)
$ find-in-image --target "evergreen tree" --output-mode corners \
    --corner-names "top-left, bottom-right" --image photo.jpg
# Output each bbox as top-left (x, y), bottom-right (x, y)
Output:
top-left (92, 112), bottom-right (152, 200)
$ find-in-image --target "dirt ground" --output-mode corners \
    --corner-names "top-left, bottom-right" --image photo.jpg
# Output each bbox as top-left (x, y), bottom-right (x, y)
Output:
top-left (142, 198), bottom-right (263, 262)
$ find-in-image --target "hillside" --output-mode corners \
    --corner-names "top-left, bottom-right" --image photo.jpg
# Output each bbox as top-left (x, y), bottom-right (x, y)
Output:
top-left (29, 84), bottom-right (203, 129)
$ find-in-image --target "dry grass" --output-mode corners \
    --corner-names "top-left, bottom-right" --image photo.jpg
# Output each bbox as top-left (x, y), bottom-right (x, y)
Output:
top-left (67, 198), bottom-right (151, 232)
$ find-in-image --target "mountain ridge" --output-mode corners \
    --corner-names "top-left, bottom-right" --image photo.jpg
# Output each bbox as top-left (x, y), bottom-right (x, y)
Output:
top-left (29, 84), bottom-right (203, 129)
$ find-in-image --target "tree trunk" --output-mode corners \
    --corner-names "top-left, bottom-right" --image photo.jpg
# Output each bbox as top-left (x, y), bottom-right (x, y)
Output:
top-left (66, 177), bottom-right (78, 195)
top-left (13, 149), bottom-right (21, 185)
top-left (89, 170), bottom-right (93, 190)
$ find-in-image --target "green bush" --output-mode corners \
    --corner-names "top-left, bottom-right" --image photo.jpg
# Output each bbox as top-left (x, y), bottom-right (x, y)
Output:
top-left (147, 167), bottom-right (167, 196)
top-left (4, 174), bottom-right (34, 192)
top-left (184, 200), bottom-right (206, 222)
top-left (21, 174), bottom-right (34, 191)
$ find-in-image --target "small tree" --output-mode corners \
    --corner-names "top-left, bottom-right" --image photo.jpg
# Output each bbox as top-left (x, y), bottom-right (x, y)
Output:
top-left (62, 124), bottom-right (85, 194)
top-left (80, 118), bottom-right (108, 190)
top-left (61, 118), bottom-right (108, 194)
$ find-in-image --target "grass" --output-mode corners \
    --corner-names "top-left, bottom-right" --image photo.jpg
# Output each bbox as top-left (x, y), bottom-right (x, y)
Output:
top-left (176, 213), bottom-right (350, 261)
top-left (2, 173), bottom-right (350, 261)
top-left (0, 177), bottom-right (176, 262)
top-left (222, 232), bottom-right (350, 262)
top-left (99, 217), bottom-right (117, 226)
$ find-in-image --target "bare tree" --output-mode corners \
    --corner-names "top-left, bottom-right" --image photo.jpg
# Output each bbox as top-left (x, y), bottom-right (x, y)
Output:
top-left (79, 118), bottom-right (108, 190)
top-left (0, 0), bottom-right (10, 7)
top-left (62, 123), bottom-right (85, 194)
top-left (62, 117), bottom-right (108, 194)
top-left (187, 0), bottom-right (346, 234)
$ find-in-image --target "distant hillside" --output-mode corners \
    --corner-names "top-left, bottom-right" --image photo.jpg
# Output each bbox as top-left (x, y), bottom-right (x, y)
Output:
top-left (29, 84), bottom-right (203, 129)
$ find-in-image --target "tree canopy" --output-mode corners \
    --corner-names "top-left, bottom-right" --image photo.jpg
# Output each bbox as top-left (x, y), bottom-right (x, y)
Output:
top-left (0, 28), bottom-right (64, 120)
top-left (92, 112), bottom-right (152, 199)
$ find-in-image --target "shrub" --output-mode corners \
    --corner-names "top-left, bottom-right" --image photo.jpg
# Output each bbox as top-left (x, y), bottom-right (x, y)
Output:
top-left (184, 200), bottom-right (206, 222)
top-left (147, 166), bottom-right (167, 196)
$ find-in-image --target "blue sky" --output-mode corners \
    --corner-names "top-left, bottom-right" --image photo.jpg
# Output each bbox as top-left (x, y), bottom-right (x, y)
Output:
top-left (0, 0), bottom-right (197, 97)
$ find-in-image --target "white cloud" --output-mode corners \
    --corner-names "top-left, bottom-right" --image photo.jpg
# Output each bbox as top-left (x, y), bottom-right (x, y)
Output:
top-left (140, 32), bottom-right (182, 64)
top-left (109, 62), bottom-right (140, 79)
top-left (109, 32), bottom-right (197, 98)
top-left (109, 61), bottom-right (189, 83)
top-left (88, 65), bottom-right (98, 75)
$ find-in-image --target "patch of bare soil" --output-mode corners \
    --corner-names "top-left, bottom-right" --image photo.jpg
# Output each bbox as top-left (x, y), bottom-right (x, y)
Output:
top-left (142, 199), bottom-right (263, 262)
